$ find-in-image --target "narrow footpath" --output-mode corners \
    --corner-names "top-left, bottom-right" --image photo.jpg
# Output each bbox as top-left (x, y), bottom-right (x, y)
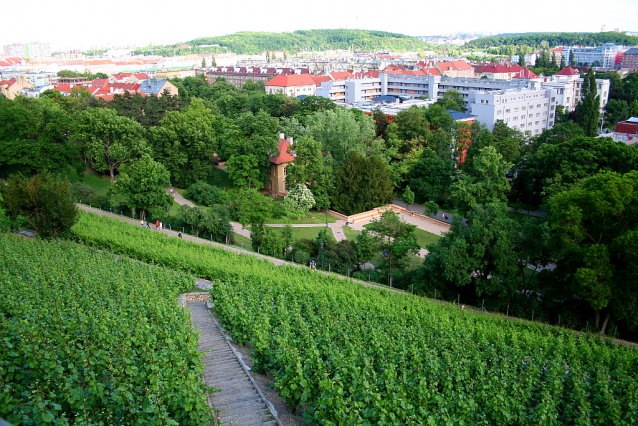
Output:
top-left (188, 300), bottom-right (281, 426)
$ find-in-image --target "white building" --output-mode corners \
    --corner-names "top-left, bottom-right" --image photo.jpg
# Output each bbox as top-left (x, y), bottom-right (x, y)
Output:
top-left (467, 87), bottom-right (557, 135)
top-left (316, 77), bottom-right (382, 103)
top-left (561, 43), bottom-right (625, 68)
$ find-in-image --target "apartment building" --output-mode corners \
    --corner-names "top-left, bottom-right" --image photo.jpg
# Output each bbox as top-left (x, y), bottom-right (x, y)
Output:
top-left (468, 87), bottom-right (557, 135)
top-left (206, 67), bottom-right (309, 89)
top-left (561, 43), bottom-right (625, 68)
top-left (316, 77), bottom-right (382, 103)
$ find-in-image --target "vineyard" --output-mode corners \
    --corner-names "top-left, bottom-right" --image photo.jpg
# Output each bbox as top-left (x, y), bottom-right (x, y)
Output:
top-left (70, 211), bottom-right (638, 424)
top-left (0, 234), bottom-right (213, 425)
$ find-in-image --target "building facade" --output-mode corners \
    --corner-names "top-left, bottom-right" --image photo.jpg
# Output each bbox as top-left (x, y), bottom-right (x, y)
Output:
top-left (468, 87), bottom-right (557, 135)
top-left (266, 134), bottom-right (295, 196)
top-left (561, 44), bottom-right (625, 68)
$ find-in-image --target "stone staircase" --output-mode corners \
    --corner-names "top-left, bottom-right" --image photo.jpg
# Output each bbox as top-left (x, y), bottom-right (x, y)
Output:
top-left (188, 301), bottom-right (280, 426)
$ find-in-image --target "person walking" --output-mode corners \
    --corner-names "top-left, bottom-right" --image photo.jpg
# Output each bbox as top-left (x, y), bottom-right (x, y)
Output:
top-left (178, 232), bottom-right (182, 238)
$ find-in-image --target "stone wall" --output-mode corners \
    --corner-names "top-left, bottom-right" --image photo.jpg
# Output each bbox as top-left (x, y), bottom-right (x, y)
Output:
top-left (178, 292), bottom-right (211, 306)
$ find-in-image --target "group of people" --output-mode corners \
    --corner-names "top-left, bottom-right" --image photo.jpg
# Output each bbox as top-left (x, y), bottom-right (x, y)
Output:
top-left (310, 260), bottom-right (317, 270)
top-left (139, 219), bottom-right (165, 231)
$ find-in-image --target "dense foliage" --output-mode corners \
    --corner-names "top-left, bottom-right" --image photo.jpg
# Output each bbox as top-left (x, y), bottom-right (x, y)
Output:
top-left (0, 172), bottom-right (78, 238)
top-left (188, 29), bottom-right (433, 55)
top-left (69, 211), bottom-right (638, 424)
top-left (0, 234), bottom-right (212, 425)
top-left (465, 32), bottom-right (638, 49)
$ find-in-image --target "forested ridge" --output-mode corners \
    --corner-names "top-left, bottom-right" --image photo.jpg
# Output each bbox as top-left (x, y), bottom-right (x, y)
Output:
top-left (465, 32), bottom-right (638, 49)
top-left (135, 29), bottom-right (432, 56)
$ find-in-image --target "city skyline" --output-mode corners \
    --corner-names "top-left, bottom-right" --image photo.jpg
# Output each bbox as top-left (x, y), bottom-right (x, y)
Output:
top-left (1, 0), bottom-right (637, 52)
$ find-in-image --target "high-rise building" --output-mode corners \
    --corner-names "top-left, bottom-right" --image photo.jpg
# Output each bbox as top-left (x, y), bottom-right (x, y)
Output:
top-left (3, 42), bottom-right (51, 58)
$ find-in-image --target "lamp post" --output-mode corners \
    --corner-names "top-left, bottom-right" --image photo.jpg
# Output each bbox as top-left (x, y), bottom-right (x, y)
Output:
top-left (320, 241), bottom-right (324, 271)
top-left (325, 207), bottom-right (328, 228)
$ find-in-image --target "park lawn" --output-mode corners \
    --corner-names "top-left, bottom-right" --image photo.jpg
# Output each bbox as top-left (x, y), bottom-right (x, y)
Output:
top-left (342, 226), bottom-right (361, 241)
top-left (361, 223), bottom-right (440, 249)
top-left (289, 226), bottom-right (337, 243)
top-left (413, 228), bottom-right (440, 248)
top-left (266, 210), bottom-right (337, 225)
top-left (232, 233), bottom-right (254, 252)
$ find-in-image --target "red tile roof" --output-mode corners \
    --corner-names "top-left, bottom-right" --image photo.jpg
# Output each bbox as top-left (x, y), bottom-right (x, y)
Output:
top-left (270, 139), bottom-right (294, 164)
top-left (555, 66), bottom-right (580, 76)
top-left (330, 71), bottom-right (353, 81)
top-left (311, 75), bottom-right (331, 86)
top-left (512, 69), bottom-right (540, 79)
top-left (265, 74), bottom-right (316, 87)
top-left (0, 78), bottom-right (16, 86)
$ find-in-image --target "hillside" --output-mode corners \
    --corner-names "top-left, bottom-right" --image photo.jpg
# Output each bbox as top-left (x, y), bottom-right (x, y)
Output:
top-left (133, 29), bottom-right (433, 56)
top-left (465, 32), bottom-right (638, 49)
top-left (69, 211), bottom-right (638, 424)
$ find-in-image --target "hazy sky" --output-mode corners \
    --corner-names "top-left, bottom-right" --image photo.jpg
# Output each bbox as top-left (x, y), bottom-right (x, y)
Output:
top-left (2, 0), bottom-right (637, 51)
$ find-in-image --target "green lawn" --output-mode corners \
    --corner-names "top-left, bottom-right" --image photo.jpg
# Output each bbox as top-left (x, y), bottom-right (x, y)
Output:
top-left (232, 233), bottom-right (254, 251)
top-left (413, 228), bottom-right (441, 248)
top-left (266, 210), bottom-right (337, 225)
top-left (288, 226), bottom-right (337, 242)
top-left (342, 226), bottom-right (361, 240)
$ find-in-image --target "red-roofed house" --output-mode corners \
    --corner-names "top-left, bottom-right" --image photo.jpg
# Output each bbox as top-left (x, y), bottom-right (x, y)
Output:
top-left (109, 72), bottom-right (151, 84)
top-left (435, 60), bottom-right (474, 78)
top-left (330, 71), bottom-right (353, 81)
top-left (265, 74), bottom-right (316, 97)
top-left (0, 77), bottom-right (34, 99)
top-left (477, 63), bottom-right (525, 80)
top-left (266, 133), bottom-right (295, 196)
top-left (310, 75), bottom-right (331, 86)
top-left (512, 69), bottom-right (540, 80)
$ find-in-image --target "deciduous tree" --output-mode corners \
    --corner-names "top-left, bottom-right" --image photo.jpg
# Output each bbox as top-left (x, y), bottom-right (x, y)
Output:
top-left (0, 172), bottom-right (78, 238)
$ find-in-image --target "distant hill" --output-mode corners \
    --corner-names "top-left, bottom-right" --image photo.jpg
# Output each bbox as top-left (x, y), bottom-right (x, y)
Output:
top-left (189, 29), bottom-right (433, 55)
top-left (465, 32), bottom-right (638, 49)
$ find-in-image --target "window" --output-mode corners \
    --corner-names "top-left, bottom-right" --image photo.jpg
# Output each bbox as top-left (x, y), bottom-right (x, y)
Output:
top-left (506, 118), bottom-right (510, 123)
top-left (520, 124), bottom-right (525, 128)
top-left (284, 166), bottom-right (288, 175)
top-left (513, 116), bottom-right (518, 121)
top-left (497, 110), bottom-right (502, 115)
top-left (529, 105), bottom-right (534, 109)
top-left (506, 109), bottom-right (511, 113)
top-left (522, 106), bottom-right (526, 111)
top-left (536, 113), bottom-right (540, 117)
top-left (514, 107), bottom-right (519, 112)
top-left (529, 114), bottom-right (533, 118)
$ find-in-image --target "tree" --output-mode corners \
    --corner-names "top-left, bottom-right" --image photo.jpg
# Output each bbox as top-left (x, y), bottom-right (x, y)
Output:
top-left (491, 119), bottom-right (526, 164)
top-left (283, 183), bottom-right (315, 219)
top-left (435, 90), bottom-right (467, 112)
top-left (549, 170), bottom-right (638, 334)
top-left (235, 188), bottom-right (273, 235)
top-left (401, 185), bottom-right (415, 210)
top-left (185, 181), bottom-right (226, 206)
top-left (419, 202), bottom-right (519, 298)
top-left (512, 136), bottom-right (638, 205)
top-left (226, 154), bottom-right (262, 190)
top-left (569, 49), bottom-right (575, 66)
top-left (363, 211), bottom-right (420, 283)
top-left (0, 98), bottom-right (82, 178)
top-left (331, 152), bottom-right (393, 216)
top-left (150, 98), bottom-right (220, 187)
top-left (576, 68), bottom-right (600, 137)
top-left (603, 99), bottom-right (629, 128)
top-left (306, 108), bottom-right (375, 165)
top-left (110, 154), bottom-right (172, 221)
top-left (408, 148), bottom-right (455, 204)
top-left (451, 146), bottom-right (511, 214)
top-left (0, 172), bottom-right (78, 238)
top-left (77, 108), bottom-right (149, 182)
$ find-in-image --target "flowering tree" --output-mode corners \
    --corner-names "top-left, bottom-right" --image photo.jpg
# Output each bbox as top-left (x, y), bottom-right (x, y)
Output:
top-left (284, 183), bottom-right (315, 219)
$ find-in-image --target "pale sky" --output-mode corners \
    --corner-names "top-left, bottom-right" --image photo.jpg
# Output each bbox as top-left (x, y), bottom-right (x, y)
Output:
top-left (2, 0), bottom-right (637, 52)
